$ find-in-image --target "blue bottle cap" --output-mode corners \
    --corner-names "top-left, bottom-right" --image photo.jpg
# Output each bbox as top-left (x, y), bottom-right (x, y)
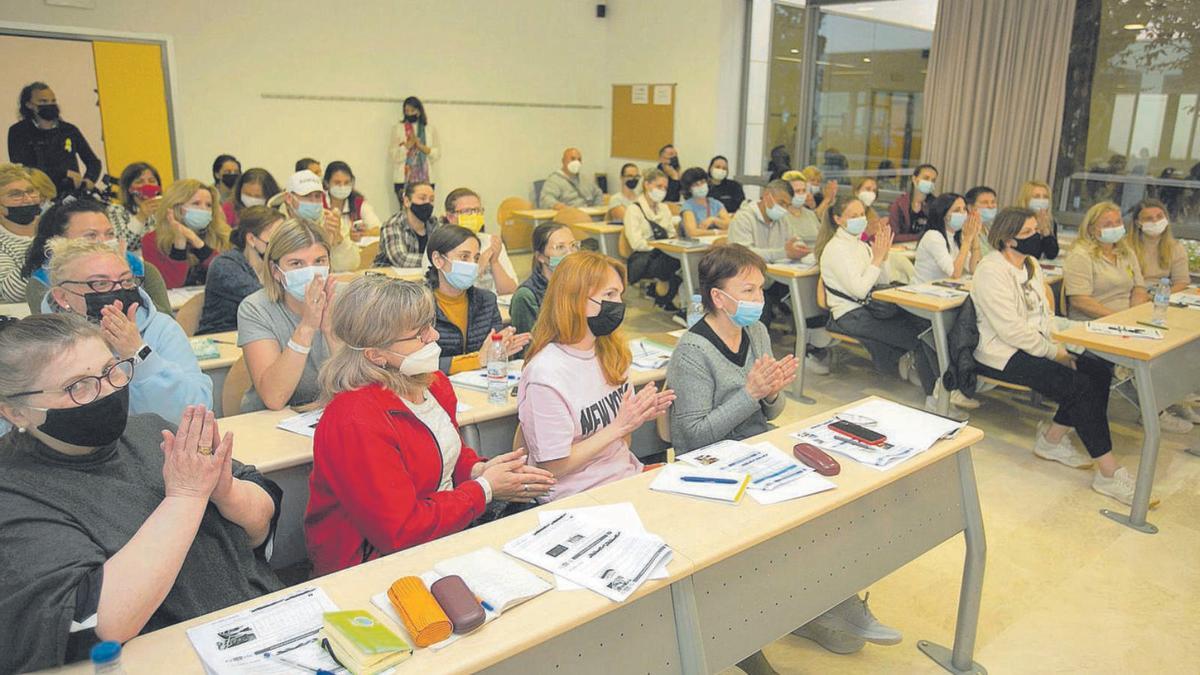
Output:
top-left (90, 641), bottom-right (121, 664)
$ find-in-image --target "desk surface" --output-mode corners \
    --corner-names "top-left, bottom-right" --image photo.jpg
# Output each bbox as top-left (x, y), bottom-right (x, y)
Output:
top-left (359, 267), bottom-right (426, 282)
top-left (1052, 302), bottom-right (1200, 361)
top-left (871, 285), bottom-right (967, 313)
top-left (765, 262), bottom-right (819, 279)
top-left (196, 330), bottom-right (241, 371)
top-left (648, 236), bottom-right (721, 255)
top-left (572, 221), bottom-right (624, 234)
top-left (0, 301), bottom-right (30, 318)
top-left (513, 208), bottom-right (557, 219)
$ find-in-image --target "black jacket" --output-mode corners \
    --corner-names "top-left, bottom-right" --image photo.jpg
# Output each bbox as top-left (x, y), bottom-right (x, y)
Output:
top-left (7, 119), bottom-right (102, 193)
top-left (433, 285), bottom-right (504, 373)
top-left (942, 296), bottom-right (980, 397)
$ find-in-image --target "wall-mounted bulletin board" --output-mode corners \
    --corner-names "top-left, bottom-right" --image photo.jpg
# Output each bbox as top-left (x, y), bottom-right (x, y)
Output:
top-left (611, 83), bottom-right (674, 160)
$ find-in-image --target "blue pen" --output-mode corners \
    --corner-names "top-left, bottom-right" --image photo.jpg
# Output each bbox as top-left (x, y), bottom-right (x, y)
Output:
top-left (680, 476), bottom-right (740, 484)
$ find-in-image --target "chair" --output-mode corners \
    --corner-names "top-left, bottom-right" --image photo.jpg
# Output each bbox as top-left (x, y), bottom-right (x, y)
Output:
top-left (618, 229), bottom-right (634, 258)
top-left (655, 415), bottom-right (675, 463)
top-left (666, 202), bottom-right (681, 216)
top-left (221, 356), bottom-right (251, 418)
top-left (532, 180), bottom-right (545, 209)
top-left (1058, 276), bottom-right (1069, 317)
top-left (815, 278), bottom-right (861, 347)
top-left (512, 423), bottom-right (525, 452)
top-left (174, 292), bottom-right (205, 337)
top-left (357, 240), bottom-right (380, 270)
top-left (498, 196), bottom-right (534, 251)
top-left (553, 207), bottom-right (595, 244)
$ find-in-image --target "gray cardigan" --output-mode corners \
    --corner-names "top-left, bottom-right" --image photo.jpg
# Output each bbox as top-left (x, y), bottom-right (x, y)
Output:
top-left (665, 320), bottom-right (786, 454)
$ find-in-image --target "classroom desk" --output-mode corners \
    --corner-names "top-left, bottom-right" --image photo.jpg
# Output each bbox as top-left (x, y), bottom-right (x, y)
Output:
top-left (647, 236), bottom-right (721, 304)
top-left (511, 209), bottom-right (556, 252)
top-left (195, 330), bottom-right (241, 417)
top-left (358, 266), bottom-right (426, 282)
top-left (1052, 302), bottom-right (1200, 533)
top-left (584, 396), bottom-right (988, 674)
top-left (572, 221), bottom-right (625, 257)
top-left (765, 261), bottom-right (821, 404)
top-left (0, 301), bottom-right (31, 318)
top-left (166, 285), bottom-right (205, 310)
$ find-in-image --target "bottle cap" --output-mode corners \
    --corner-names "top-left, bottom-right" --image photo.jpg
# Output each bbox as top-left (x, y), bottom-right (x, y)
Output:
top-left (91, 641), bottom-right (121, 664)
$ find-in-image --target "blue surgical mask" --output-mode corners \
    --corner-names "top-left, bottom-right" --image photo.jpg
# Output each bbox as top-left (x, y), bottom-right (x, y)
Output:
top-left (916, 179), bottom-right (934, 195)
top-left (765, 203), bottom-right (788, 222)
top-left (791, 194), bottom-right (806, 208)
top-left (442, 259), bottom-right (479, 290)
top-left (717, 289), bottom-right (764, 328)
top-left (947, 212), bottom-right (967, 232)
top-left (979, 208), bottom-right (997, 224)
top-left (1028, 198), bottom-right (1050, 211)
top-left (182, 207), bottom-right (212, 231)
top-left (547, 255), bottom-right (567, 273)
top-left (296, 200), bottom-right (322, 221)
top-left (280, 264), bottom-right (328, 301)
top-left (845, 216), bottom-right (868, 236)
top-left (691, 184), bottom-right (709, 199)
top-left (1098, 225), bottom-right (1126, 244)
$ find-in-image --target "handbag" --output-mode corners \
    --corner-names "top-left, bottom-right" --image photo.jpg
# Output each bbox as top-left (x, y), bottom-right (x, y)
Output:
top-left (824, 282), bottom-right (901, 320)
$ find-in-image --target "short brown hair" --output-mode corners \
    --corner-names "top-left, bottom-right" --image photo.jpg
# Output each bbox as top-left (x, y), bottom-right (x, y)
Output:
top-left (698, 243), bottom-right (767, 313)
top-left (988, 207), bottom-right (1036, 252)
top-left (443, 186), bottom-right (480, 213)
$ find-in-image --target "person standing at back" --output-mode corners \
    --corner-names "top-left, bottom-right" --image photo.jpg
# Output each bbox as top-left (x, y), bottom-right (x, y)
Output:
top-left (540, 147), bottom-right (604, 209)
top-left (657, 144), bottom-right (682, 202)
top-left (6, 82), bottom-right (101, 195)
top-left (391, 97), bottom-right (440, 204)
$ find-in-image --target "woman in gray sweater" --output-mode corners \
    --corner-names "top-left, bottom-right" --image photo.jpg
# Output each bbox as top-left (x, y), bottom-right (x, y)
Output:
top-left (665, 243), bottom-right (901, 671)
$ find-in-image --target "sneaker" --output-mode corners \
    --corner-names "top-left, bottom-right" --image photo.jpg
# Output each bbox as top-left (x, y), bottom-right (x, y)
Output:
top-left (950, 389), bottom-right (981, 410)
top-left (974, 379), bottom-right (998, 394)
top-left (805, 352), bottom-right (830, 375)
top-left (925, 395), bottom-right (968, 422)
top-left (792, 621), bottom-right (866, 655)
top-left (1171, 404), bottom-right (1200, 424)
top-left (1032, 421), bottom-right (1092, 469)
top-left (1158, 410), bottom-right (1194, 434)
top-left (824, 593), bottom-right (903, 645)
top-left (898, 352), bottom-right (914, 383)
top-left (671, 310), bottom-right (687, 327)
top-left (735, 650), bottom-right (779, 675)
top-left (1091, 466), bottom-right (1137, 506)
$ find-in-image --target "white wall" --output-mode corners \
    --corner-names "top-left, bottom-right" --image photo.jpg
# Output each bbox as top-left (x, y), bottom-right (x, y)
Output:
top-left (3, 0), bottom-right (745, 216)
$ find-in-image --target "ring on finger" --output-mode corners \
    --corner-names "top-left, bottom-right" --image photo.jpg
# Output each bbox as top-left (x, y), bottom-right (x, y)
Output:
top-left (197, 445), bottom-right (214, 456)
top-left (522, 484), bottom-right (529, 493)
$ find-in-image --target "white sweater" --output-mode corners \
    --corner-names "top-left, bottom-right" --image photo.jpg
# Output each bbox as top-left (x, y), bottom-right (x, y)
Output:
top-left (623, 194), bottom-right (676, 252)
top-left (819, 228), bottom-right (890, 320)
top-left (970, 251), bottom-right (1056, 371)
top-left (914, 229), bottom-right (961, 283)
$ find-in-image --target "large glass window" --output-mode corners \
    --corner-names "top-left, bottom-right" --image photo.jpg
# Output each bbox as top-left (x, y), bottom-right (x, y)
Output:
top-left (765, 3), bottom-right (806, 173)
top-left (1055, 0), bottom-right (1200, 239)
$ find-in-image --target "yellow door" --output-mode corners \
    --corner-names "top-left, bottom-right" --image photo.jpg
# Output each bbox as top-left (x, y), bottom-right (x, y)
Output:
top-left (92, 41), bottom-right (175, 186)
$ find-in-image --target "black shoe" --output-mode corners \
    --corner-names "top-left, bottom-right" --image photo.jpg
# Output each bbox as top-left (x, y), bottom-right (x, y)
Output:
top-left (658, 299), bottom-right (680, 312)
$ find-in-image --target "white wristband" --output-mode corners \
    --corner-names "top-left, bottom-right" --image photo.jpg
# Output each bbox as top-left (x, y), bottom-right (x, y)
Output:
top-left (287, 339), bottom-right (311, 355)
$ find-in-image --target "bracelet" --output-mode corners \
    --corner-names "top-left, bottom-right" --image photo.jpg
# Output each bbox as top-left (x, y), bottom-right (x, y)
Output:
top-left (287, 339), bottom-right (311, 355)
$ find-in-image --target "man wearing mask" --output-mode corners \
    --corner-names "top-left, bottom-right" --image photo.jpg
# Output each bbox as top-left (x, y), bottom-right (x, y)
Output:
top-left (279, 170), bottom-right (358, 272)
top-left (540, 147), bottom-right (604, 210)
top-left (7, 82), bottom-right (102, 195)
top-left (657, 144), bottom-right (682, 202)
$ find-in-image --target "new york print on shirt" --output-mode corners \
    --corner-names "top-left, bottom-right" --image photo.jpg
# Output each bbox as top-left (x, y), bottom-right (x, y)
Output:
top-left (579, 382), bottom-right (631, 437)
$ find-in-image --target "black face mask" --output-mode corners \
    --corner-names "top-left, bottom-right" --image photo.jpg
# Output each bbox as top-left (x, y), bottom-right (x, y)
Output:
top-left (220, 173), bottom-right (240, 188)
top-left (36, 103), bottom-right (60, 121)
top-left (1012, 233), bottom-right (1043, 257)
top-left (410, 202), bottom-right (434, 222)
top-left (668, 157), bottom-right (680, 169)
top-left (83, 288), bottom-right (143, 322)
top-left (37, 385), bottom-right (130, 447)
top-left (624, 178), bottom-right (639, 190)
top-left (404, 114), bottom-right (420, 123)
top-left (586, 299), bottom-right (625, 337)
top-left (5, 203), bottom-right (40, 225)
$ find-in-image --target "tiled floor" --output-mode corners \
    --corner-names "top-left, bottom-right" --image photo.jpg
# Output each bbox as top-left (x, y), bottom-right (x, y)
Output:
top-left (509, 250), bottom-right (1200, 675)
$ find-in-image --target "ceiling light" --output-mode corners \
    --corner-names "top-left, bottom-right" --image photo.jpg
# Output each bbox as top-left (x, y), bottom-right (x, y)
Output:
top-left (1123, 23), bottom-right (1146, 30)
top-left (790, 48), bottom-right (800, 54)
top-left (863, 57), bottom-right (872, 63)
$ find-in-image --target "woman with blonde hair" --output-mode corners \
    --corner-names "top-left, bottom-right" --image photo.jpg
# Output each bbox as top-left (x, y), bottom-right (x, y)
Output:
top-left (1064, 200), bottom-right (1149, 322)
top-left (237, 218), bottom-right (336, 412)
top-left (143, 178), bottom-right (231, 288)
top-left (1016, 179), bottom-right (1061, 259)
top-left (517, 251), bottom-right (675, 500)
top-left (305, 276), bottom-right (553, 576)
top-left (0, 163), bottom-right (41, 302)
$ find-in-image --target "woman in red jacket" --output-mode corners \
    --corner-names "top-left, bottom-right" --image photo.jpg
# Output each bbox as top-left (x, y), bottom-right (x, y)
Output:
top-left (304, 275), bottom-right (554, 576)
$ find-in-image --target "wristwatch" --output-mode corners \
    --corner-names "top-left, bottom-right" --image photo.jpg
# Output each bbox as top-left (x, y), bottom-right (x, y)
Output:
top-left (133, 343), bottom-right (153, 365)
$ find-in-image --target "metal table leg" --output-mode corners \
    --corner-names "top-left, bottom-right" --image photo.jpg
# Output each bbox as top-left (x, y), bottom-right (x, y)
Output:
top-left (919, 448), bottom-right (988, 674)
top-left (1102, 360), bottom-right (1160, 533)
top-left (595, 233), bottom-right (610, 257)
top-left (670, 577), bottom-right (707, 674)
top-left (787, 276), bottom-right (814, 404)
top-left (462, 423), bottom-right (482, 454)
top-left (678, 252), bottom-right (696, 305)
top-left (931, 311), bottom-right (952, 416)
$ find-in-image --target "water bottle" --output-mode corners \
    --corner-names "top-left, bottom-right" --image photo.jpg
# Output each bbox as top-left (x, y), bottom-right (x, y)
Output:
top-left (486, 334), bottom-right (508, 405)
top-left (1152, 277), bottom-right (1170, 326)
top-left (687, 294), bottom-right (704, 328)
top-left (91, 641), bottom-right (126, 674)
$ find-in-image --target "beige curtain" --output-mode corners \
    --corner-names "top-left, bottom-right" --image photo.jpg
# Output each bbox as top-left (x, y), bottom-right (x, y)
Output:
top-left (921, 0), bottom-right (1075, 204)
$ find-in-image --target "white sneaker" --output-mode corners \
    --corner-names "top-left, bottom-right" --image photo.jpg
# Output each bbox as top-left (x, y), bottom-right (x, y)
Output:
top-left (974, 379), bottom-right (998, 394)
top-left (950, 389), bottom-right (981, 410)
top-left (1092, 466), bottom-right (1138, 506)
top-left (792, 622), bottom-right (866, 655)
top-left (1032, 421), bottom-right (1093, 469)
top-left (824, 593), bottom-right (903, 645)
top-left (1171, 404), bottom-right (1200, 424)
top-left (925, 395), bottom-right (968, 422)
top-left (898, 352), bottom-right (914, 383)
top-left (805, 352), bottom-right (830, 375)
top-left (1158, 410), bottom-right (1194, 434)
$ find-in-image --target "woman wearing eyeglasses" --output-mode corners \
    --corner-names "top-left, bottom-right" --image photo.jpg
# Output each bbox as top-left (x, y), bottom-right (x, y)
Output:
top-left (305, 276), bottom-right (555, 575)
top-left (42, 237), bottom-right (212, 422)
top-left (0, 313), bottom-right (282, 672)
top-left (510, 222), bottom-right (579, 335)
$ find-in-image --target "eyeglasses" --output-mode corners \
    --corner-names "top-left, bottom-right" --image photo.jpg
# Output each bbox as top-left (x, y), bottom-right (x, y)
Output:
top-left (547, 241), bottom-right (581, 255)
top-left (3, 188), bottom-right (40, 202)
top-left (9, 358), bottom-right (135, 406)
top-left (58, 276), bottom-right (143, 294)
top-left (393, 321), bottom-right (437, 345)
top-left (454, 208), bottom-right (485, 216)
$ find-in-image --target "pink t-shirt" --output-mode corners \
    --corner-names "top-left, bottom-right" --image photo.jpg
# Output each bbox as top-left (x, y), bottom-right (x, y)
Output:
top-left (517, 343), bottom-right (642, 500)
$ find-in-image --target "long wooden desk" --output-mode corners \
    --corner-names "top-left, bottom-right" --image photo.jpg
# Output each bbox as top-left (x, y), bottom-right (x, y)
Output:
top-left (572, 221), bottom-right (624, 257)
top-left (51, 396), bottom-right (986, 674)
top-left (1053, 302), bottom-right (1200, 533)
top-left (194, 330), bottom-right (241, 417)
top-left (0, 301), bottom-right (31, 318)
top-left (765, 261), bottom-right (820, 404)
top-left (647, 236), bottom-right (722, 305)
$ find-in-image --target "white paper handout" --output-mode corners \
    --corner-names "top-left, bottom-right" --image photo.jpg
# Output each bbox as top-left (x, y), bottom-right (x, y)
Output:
top-left (538, 503), bottom-right (669, 590)
top-left (276, 409), bottom-right (324, 438)
top-left (676, 440), bottom-right (808, 491)
top-left (629, 338), bottom-right (673, 371)
top-left (186, 587), bottom-right (341, 675)
top-left (1086, 322), bottom-right (1164, 340)
top-left (899, 282), bottom-right (969, 299)
top-left (649, 463), bottom-right (749, 503)
top-left (504, 512), bottom-right (672, 602)
top-left (790, 399), bottom-right (966, 471)
top-left (1170, 292), bottom-right (1200, 309)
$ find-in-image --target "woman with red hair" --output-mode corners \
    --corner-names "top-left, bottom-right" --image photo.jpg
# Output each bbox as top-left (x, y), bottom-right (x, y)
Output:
top-left (517, 251), bottom-right (675, 500)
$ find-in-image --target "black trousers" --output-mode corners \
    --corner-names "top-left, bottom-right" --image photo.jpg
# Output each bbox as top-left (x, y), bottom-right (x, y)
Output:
top-left (975, 351), bottom-right (1114, 458)
top-left (829, 307), bottom-right (936, 396)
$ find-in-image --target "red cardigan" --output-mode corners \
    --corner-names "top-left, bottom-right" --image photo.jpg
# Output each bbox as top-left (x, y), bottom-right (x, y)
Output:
top-left (305, 375), bottom-right (487, 577)
top-left (141, 231), bottom-right (217, 288)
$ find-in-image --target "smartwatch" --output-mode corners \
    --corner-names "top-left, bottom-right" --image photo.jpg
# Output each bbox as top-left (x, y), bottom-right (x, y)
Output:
top-left (133, 343), bottom-right (153, 365)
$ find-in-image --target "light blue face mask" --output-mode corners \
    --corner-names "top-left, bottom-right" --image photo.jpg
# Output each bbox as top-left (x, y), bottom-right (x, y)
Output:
top-left (979, 207), bottom-right (997, 224)
top-left (766, 203), bottom-right (788, 222)
top-left (280, 265), bottom-right (328, 301)
top-left (916, 179), bottom-right (935, 195)
top-left (947, 212), bottom-right (967, 232)
top-left (1098, 225), bottom-right (1126, 244)
top-left (717, 289), bottom-right (764, 328)
top-left (182, 207), bottom-right (212, 231)
top-left (442, 259), bottom-right (479, 290)
top-left (547, 254), bottom-right (567, 273)
top-left (845, 216), bottom-right (868, 236)
top-left (1028, 198), bottom-right (1050, 211)
top-left (791, 193), bottom-right (807, 208)
top-left (296, 200), bottom-right (323, 221)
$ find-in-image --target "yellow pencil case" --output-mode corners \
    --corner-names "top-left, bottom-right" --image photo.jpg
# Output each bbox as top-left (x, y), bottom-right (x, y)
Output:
top-left (387, 576), bottom-right (452, 647)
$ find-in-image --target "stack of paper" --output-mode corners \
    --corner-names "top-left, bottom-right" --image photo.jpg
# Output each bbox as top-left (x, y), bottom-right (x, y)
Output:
top-left (503, 512), bottom-right (672, 602)
top-left (675, 440), bottom-right (835, 504)
top-left (1086, 322), bottom-right (1164, 340)
top-left (790, 399), bottom-right (966, 471)
top-left (189, 337), bottom-right (220, 361)
top-left (537, 503), bottom-right (669, 589)
top-left (629, 338), bottom-right (673, 371)
top-left (276, 409), bottom-right (324, 438)
top-left (649, 463), bottom-right (750, 503)
top-left (1170, 292), bottom-right (1200, 309)
top-left (448, 359), bottom-right (524, 391)
top-left (900, 283), bottom-right (969, 299)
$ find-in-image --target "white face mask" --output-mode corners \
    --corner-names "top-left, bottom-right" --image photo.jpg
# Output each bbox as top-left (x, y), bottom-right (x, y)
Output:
top-left (566, 160), bottom-right (582, 175)
top-left (710, 168), bottom-right (727, 181)
top-left (240, 195), bottom-right (266, 207)
top-left (857, 191), bottom-right (876, 208)
top-left (392, 341), bottom-right (441, 376)
top-left (1140, 218), bottom-right (1168, 237)
top-left (329, 184), bottom-right (353, 200)
top-left (691, 184), bottom-right (709, 199)
top-left (648, 187), bottom-right (667, 203)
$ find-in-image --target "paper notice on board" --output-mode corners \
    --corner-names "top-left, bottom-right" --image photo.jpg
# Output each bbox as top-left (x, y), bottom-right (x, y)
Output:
top-left (653, 84), bottom-right (672, 105)
top-left (631, 84), bottom-right (649, 104)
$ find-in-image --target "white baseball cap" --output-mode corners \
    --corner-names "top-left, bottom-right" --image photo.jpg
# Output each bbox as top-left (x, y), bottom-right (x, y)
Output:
top-left (286, 170), bottom-right (323, 196)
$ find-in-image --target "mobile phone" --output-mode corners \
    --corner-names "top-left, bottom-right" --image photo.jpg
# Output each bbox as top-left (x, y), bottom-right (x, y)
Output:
top-left (828, 419), bottom-right (886, 446)
top-left (933, 280), bottom-right (966, 290)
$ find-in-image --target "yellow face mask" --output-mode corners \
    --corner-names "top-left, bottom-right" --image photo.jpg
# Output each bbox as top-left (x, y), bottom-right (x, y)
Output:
top-left (457, 213), bottom-right (485, 233)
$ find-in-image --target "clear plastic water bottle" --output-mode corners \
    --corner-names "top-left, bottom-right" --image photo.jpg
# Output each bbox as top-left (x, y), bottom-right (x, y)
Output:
top-left (1152, 277), bottom-right (1170, 326)
top-left (91, 641), bottom-right (126, 674)
top-left (487, 334), bottom-right (508, 405)
top-left (687, 294), bottom-right (704, 328)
